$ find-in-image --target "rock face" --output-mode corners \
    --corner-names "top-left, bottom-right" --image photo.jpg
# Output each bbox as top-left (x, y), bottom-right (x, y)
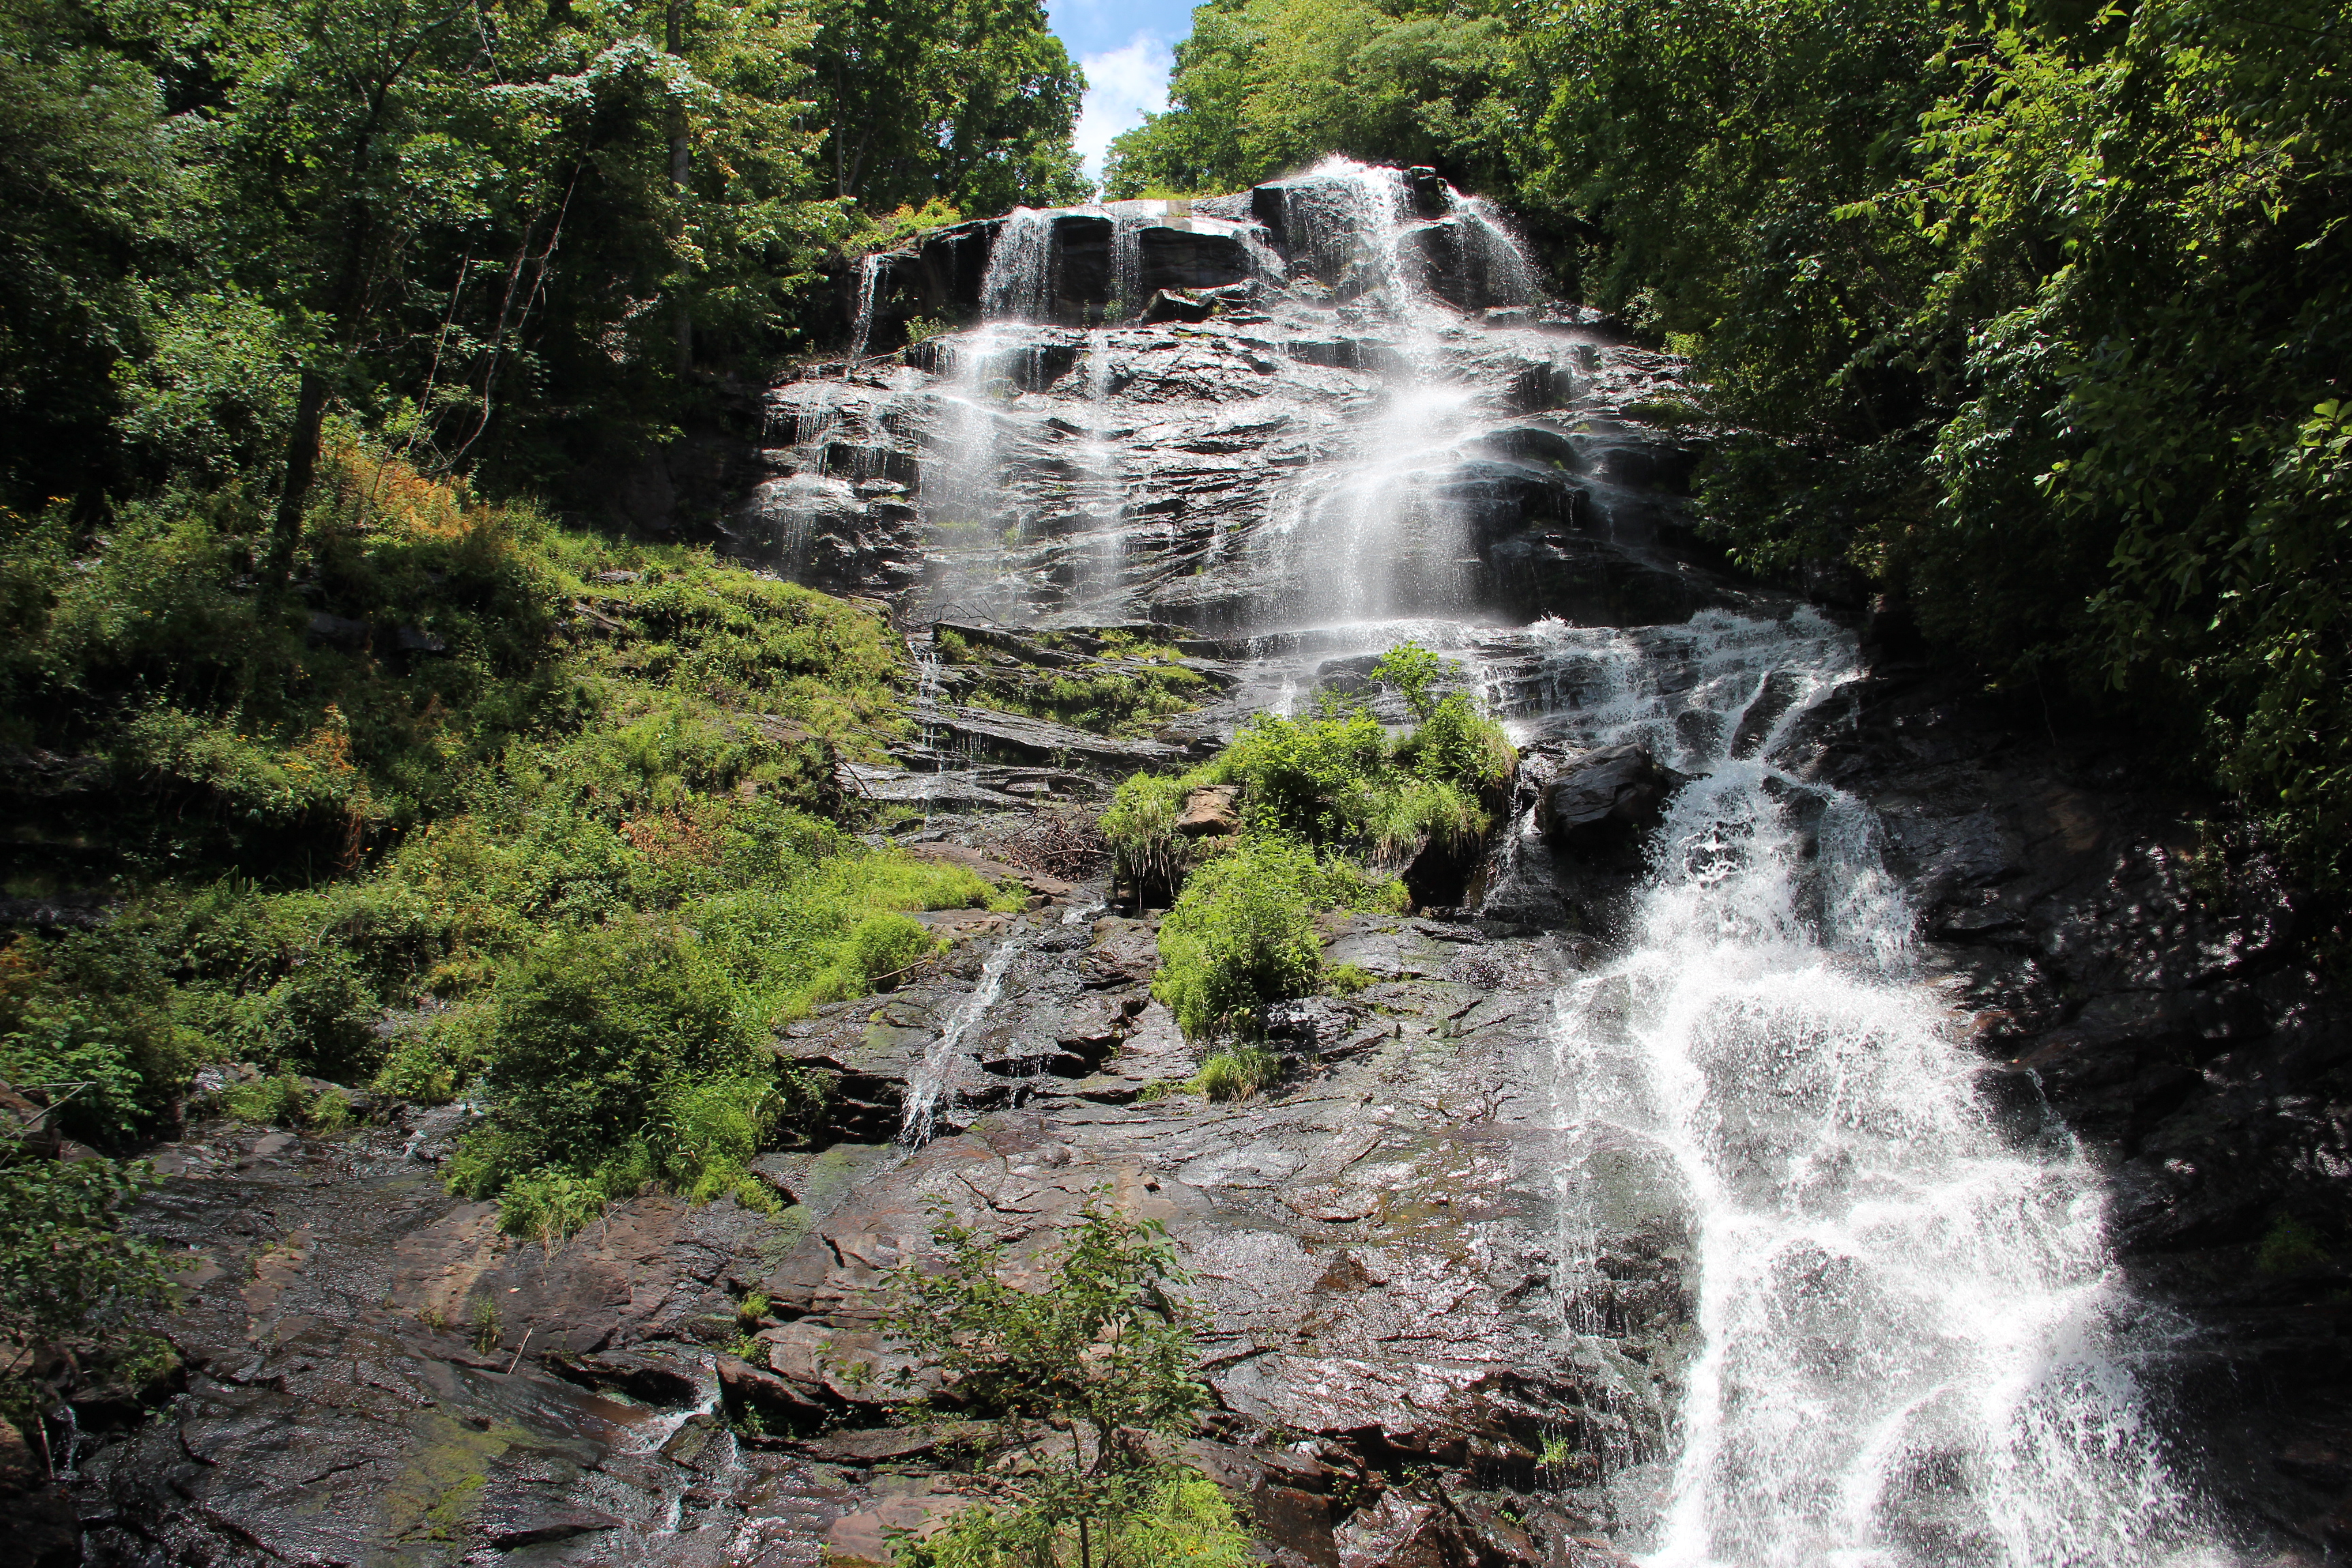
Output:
top-left (43, 162), bottom-right (2352, 1568)
top-left (1534, 744), bottom-right (1685, 853)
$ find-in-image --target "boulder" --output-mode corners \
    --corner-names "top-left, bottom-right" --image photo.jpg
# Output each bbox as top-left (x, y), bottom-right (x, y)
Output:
top-left (1139, 288), bottom-right (1214, 325)
top-left (1176, 784), bottom-right (1241, 836)
top-left (1134, 224), bottom-right (1256, 293)
top-left (1537, 744), bottom-right (1688, 855)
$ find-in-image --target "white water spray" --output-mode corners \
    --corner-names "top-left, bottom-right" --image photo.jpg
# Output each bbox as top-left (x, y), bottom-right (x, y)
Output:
top-left (1530, 611), bottom-right (2225, 1568)
top-left (900, 934), bottom-right (1028, 1144)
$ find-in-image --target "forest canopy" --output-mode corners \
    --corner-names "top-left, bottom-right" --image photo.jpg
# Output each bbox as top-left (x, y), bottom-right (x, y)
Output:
top-left (1112, 0), bottom-right (2352, 890)
top-left (0, 0), bottom-right (1083, 516)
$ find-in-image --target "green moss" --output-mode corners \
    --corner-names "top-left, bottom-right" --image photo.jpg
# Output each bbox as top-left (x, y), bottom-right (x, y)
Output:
top-left (380, 1411), bottom-right (520, 1543)
top-left (2257, 1213), bottom-right (2331, 1277)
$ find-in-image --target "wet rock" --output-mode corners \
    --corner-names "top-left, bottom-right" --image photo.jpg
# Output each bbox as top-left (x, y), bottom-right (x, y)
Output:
top-left (1535, 744), bottom-right (1686, 855)
top-left (930, 703), bottom-right (1183, 770)
top-left (0, 1416), bottom-right (78, 1568)
top-left (717, 1354), bottom-right (830, 1432)
top-left (544, 1348), bottom-right (704, 1405)
top-left (1141, 287), bottom-right (1215, 325)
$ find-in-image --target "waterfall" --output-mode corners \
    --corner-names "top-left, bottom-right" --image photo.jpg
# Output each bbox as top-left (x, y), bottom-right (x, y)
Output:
top-left (982, 208), bottom-right (1058, 321)
top-left (1529, 611), bottom-right (2224, 1567)
top-left (1276, 157), bottom-right (1414, 297)
top-left (900, 933), bottom-right (1029, 1144)
top-left (753, 161), bottom-right (2233, 1566)
top-left (844, 252), bottom-right (885, 372)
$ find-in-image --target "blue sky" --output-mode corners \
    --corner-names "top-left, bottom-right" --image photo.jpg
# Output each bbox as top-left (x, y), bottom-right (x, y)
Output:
top-left (1046, 0), bottom-right (1198, 181)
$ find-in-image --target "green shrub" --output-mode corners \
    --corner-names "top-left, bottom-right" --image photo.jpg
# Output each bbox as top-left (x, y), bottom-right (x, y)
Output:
top-left (497, 1165), bottom-right (612, 1247)
top-left (465, 923), bottom-right (757, 1190)
top-left (878, 1193), bottom-right (1237, 1568)
top-left (1372, 640), bottom-right (1451, 722)
top-left (1100, 772), bottom-right (1194, 898)
top-left (0, 1013), bottom-right (156, 1143)
top-left (216, 1073), bottom-right (356, 1130)
top-left (900, 1468), bottom-right (1253, 1567)
top-left (372, 1002), bottom-right (492, 1104)
top-left (1396, 693), bottom-right (1516, 794)
top-left (804, 913), bottom-right (939, 1005)
top-left (1153, 838), bottom-right (1396, 1041)
top-left (659, 1073), bottom-right (785, 1208)
top-left (1217, 704), bottom-right (1391, 845)
top-left (0, 1158), bottom-right (175, 1424)
top-left (1188, 1045), bottom-right (1280, 1102)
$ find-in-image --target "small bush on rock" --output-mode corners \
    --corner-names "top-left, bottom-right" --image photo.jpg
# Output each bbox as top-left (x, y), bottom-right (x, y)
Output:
top-left (1189, 1045), bottom-right (1280, 1102)
top-left (1152, 837), bottom-right (1400, 1041)
top-left (877, 1192), bottom-right (1247, 1568)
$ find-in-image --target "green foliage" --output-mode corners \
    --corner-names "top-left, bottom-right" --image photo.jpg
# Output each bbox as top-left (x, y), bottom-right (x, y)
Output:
top-left (1153, 836), bottom-right (1397, 1041)
top-left (1188, 1045), bottom-right (1280, 1102)
top-left (1394, 693), bottom-right (1516, 797)
top-left (1101, 0), bottom-right (1522, 201)
top-left (0, 1156), bottom-right (174, 1419)
top-left (1371, 640), bottom-right (1450, 723)
top-left (898, 1467), bottom-right (1254, 1568)
top-left (1215, 703), bottom-right (1394, 847)
top-left (0, 465), bottom-right (1004, 1233)
top-left (805, 0), bottom-right (1088, 214)
top-left (497, 1166), bottom-right (611, 1251)
top-left (877, 1192), bottom-right (1243, 1566)
top-left (1102, 691), bottom-right (1503, 900)
top-left (470, 1293), bottom-right (504, 1356)
top-left (218, 1074), bottom-right (352, 1132)
top-left (1099, 772), bottom-right (1196, 897)
top-left (2257, 1214), bottom-right (2331, 1278)
top-left (0, 0), bottom-right (1090, 516)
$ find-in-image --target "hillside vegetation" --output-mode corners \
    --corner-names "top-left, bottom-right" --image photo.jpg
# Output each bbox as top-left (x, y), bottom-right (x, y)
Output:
top-left (0, 0), bottom-right (1092, 1420)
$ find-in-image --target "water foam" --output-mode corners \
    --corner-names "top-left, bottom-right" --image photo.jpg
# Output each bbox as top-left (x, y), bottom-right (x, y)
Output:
top-left (1533, 612), bottom-right (2225, 1567)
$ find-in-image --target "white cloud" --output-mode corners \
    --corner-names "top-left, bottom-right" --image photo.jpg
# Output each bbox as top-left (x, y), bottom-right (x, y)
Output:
top-left (1075, 34), bottom-right (1173, 183)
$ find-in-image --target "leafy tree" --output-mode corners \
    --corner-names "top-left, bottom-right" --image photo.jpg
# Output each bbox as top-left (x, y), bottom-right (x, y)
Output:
top-left (0, 1156), bottom-right (174, 1422)
top-left (1102, 0), bottom-right (1523, 199)
top-left (0, 0), bottom-right (192, 507)
top-left (806, 0), bottom-right (1086, 214)
top-left (877, 1192), bottom-right (1249, 1567)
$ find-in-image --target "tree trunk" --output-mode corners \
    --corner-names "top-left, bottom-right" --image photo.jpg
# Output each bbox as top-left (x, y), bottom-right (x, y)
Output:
top-left (269, 368), bottom-right (330, 587)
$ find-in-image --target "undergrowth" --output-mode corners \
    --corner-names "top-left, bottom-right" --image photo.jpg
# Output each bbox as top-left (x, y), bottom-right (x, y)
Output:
top-left (1111, 642), bottom-right (1516, 1043)
top-left (0, 437), bottom-right (1014, 1245)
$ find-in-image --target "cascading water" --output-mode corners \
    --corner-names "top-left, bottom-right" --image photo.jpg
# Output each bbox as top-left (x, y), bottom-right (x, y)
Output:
top-left (982, 208), bottom-right (1058, 321)
top-left (755, 159), bottom-right (2236, 1567)
top-left (844, 252), bottom-right (886, 371)
top-left (1521, 611), bottom-right (2225, 1567)
top-left (900, 933), bottom-right (1029, 1144)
